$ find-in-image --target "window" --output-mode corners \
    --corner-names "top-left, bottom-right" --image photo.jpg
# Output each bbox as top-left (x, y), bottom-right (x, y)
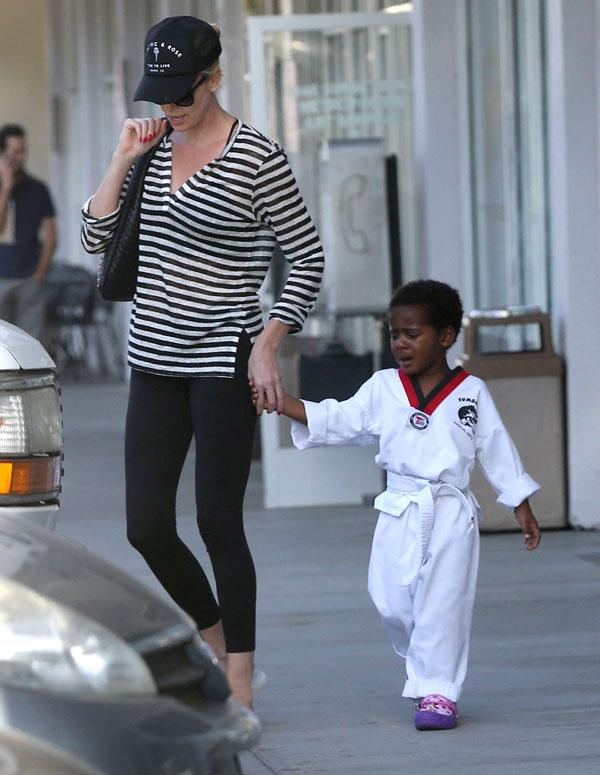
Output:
top-left (467, 0), bottom-right (549, 312)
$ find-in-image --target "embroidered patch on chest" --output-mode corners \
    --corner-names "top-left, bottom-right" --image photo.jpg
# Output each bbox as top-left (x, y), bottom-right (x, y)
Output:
top-left (409, 411), bottom-right (430, 430)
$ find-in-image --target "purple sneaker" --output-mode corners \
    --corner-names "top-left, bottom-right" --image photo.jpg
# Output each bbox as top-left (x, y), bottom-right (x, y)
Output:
top-left (414, 694), bottom-right (458, 730)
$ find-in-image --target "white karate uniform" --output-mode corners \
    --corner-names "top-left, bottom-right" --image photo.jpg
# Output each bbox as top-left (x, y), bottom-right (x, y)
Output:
top-left (291, 367), bottom-right (539, 701)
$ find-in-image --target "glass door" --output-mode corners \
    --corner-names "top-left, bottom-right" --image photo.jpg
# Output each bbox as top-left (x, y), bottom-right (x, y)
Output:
top-left (248, 10), bottom-right (414, 508)
top-left (249, 10), bottom-right (415, 307)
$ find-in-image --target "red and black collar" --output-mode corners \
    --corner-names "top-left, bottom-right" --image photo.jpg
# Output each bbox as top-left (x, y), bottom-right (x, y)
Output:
top-left (398, 366), bottom-right (469, 415)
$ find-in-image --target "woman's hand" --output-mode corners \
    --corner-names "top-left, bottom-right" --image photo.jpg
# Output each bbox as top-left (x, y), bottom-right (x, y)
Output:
top-left (88, 117), bottom-right (169, 221)
top-left (514, 500), bottom-right (541, 551)
top-left (114, 117), bottom-right (169, 162)
top-left (248, 341), bottom-right (284, 415)
top-left (247, 320), bottom-right (289, 415)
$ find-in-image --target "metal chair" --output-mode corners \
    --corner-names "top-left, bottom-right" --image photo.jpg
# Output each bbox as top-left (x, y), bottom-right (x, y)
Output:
top-left (44, 263), bottom-right (123, 380)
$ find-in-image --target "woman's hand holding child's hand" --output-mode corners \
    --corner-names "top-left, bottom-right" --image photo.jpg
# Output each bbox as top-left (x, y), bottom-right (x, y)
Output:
top-left (249, 379), bottom-right (269, 411)
top-left (249, 379), bottom-right (307, 425)
top-left (514, 500), bottom-right (541, 550)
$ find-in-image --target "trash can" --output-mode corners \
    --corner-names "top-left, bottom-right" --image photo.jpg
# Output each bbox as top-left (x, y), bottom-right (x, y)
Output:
top-left (459, 307), bottom-right (567, 531)
top-left (299, 341), bottom-right (373, 402)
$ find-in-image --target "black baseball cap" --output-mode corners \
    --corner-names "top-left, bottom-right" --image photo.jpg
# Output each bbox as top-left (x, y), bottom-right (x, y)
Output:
top-left (133, 16), bottom-right (222, 104)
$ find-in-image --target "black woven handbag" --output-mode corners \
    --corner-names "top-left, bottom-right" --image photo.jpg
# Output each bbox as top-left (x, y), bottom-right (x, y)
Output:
top-left (98, 131), bottom-right (170, 302)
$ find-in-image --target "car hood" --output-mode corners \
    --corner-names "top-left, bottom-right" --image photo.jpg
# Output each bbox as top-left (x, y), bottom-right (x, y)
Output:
top-left (0, 515), bottom-right (193, 650)
top-left (0, 320), bottom-right (55, 370)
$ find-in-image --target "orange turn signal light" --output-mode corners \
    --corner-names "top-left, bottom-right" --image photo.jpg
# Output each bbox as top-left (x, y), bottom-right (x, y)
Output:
top-left (0, 457), bottom-right (61, 496)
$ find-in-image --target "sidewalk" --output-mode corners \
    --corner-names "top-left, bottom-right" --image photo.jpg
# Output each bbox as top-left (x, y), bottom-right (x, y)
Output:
top-left (57, 382), bottom-right (600, 775)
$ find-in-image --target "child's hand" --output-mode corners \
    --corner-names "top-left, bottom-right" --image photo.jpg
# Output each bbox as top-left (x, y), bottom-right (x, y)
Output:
top-left (249, 379), bottom-right (307, 423)
top-left (249, 378), bottom-right (275, 412)
top-left (249, 379), bottom-right (259, 408)
top-left (514, 500), bottom-right (541, 550)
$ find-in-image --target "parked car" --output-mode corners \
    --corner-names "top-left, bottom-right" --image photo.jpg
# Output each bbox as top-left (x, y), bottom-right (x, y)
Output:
top-left (0, 320), bottom-right (62, 530)
top-left (0, 513), bottom-right (260, 774)
top-left (0, 727), bottom-right (104, 775)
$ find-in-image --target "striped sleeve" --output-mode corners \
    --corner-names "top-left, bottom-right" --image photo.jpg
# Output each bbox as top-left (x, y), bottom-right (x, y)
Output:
top-left (253, 148), bottom-right (324, 333)
top-left (80, 168), bottom-right (133, 254)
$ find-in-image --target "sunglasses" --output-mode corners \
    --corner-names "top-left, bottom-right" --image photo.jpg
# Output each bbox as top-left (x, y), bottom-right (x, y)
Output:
top-left (173, 73), bottom-right (209, 107)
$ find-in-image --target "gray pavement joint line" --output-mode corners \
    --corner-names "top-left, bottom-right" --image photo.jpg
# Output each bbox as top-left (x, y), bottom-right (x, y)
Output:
top-left (247, 749), bottom-right (283, 774)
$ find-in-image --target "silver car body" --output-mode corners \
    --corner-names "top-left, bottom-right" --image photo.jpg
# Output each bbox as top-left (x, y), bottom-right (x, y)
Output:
top-left (0, 513), bottom-right (260, 774)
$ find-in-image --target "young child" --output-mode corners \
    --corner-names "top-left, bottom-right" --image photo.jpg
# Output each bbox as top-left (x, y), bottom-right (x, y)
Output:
top-left (253, 279), bottom-right (541, 730)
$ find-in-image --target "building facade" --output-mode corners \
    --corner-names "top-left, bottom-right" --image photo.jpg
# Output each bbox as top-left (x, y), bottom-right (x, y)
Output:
top-left (1, 0), bottom-right (598, 526)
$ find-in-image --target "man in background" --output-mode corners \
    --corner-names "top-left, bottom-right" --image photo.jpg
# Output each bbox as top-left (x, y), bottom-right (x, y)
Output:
top-left (0, 124), bottom-right (57, 340)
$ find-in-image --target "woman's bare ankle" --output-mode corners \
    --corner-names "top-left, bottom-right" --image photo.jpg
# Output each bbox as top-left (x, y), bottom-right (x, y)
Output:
top-left (216, 655), bottom-right (228, 674)
top-left (228, 673), bottom-right (253, 708)
top-left (199, 621), bottom-right (227, 665)
top-left (226, 651), bottom-right (254, 708)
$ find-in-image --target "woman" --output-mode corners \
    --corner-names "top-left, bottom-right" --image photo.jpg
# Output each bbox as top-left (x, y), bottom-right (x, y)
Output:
top-left (81, 16), bottom-right (324, 707)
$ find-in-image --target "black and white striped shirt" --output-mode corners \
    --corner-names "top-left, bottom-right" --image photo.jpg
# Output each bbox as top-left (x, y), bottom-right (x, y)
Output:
top-left (81, 120), bottom-right (324, 377)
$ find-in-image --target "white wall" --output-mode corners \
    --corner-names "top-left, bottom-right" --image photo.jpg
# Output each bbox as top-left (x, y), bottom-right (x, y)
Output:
top-left (0, 1), bottom-right (52, 183)
top-left (411, 0), bottom-right (473, 309)
top-left (410, 0), bottom-right (471, 364)
top-left (546, 0), bottom-right (600, 528)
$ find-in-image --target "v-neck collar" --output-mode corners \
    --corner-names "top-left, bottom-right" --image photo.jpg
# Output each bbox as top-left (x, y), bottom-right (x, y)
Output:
top-left (166, 118), bottom-right (242, 197)
top-left (398, 366), bottom-right (469, 415)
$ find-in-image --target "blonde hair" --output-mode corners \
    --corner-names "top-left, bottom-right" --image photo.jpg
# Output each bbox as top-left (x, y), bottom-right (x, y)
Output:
top-left (203, 23), bottom-right (222, 84)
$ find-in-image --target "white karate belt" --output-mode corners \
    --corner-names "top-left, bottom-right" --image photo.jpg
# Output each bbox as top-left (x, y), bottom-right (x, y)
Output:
top-left (373, 473), bottom-right (478, 587)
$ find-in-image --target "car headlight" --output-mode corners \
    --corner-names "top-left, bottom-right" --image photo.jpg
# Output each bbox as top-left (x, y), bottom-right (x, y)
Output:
top-left (0, 578), bottom-right (156, 696)
top-left (0, 381), bottom-right (61, 455)
top-left (0, 375), bottom-right (62, 503)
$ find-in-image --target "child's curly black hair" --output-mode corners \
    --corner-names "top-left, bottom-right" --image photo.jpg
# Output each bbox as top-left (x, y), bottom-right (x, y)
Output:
top-left (389, 280), bottom-right (464, 341)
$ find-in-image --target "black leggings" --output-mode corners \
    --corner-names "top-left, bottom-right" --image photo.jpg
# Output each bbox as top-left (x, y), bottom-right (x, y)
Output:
top-left (125, 333), bottom-right (257, 652)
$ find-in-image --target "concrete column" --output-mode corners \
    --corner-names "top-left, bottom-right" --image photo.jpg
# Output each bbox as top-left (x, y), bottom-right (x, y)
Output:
top-left (215, 0), bottom-right (246, 117)
top-left (410, 0), bottom-right (474, 307)
top-left (120, 0), bottom-right (152, 117)
top-left (546, 0), bottom-right (600, 528)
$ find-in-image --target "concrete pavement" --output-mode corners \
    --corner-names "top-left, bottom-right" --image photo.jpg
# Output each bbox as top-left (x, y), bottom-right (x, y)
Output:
top-left (57, 382), bottom-right (600, 775)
